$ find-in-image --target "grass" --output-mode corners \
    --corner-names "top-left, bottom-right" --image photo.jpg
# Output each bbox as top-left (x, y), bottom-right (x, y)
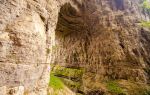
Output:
top-left (105, 80), bottom-right (150, 95)
top-left (141, 21), bottom-right (150, 28)
top-left (51, 65), bottom-right (84, 80)
top-left (106, 81), bottom-right (126, 95)
top-left (50, 64), bottom-right (84, 93)
top-left (60, 77), bottom-right (81, 91)
top-left (49, 74), bottom-right (64, 90)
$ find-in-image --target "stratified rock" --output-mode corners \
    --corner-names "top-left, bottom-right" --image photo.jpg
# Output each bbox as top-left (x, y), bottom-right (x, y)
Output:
top-left (1, 0), bottom-right (150, 95)
top-left (0, 0), bottom-right (65, 94)
top-left (54, 0), bottom-right (150, 94)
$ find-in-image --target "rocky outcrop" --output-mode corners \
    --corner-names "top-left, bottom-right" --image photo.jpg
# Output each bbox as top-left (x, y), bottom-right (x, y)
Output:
top-left (1, 0), bottom-right (150, 95)
top-left (0, 0), bottom-right (67, 94)
top-left (0, 0), bottom-right (83, 94)
top-left (53, 0), bottom-right (150, 94)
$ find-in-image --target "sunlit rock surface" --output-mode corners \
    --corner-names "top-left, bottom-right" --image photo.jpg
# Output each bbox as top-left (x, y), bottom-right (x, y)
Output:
top-left (0, 0), bottom-right (150, 95)
top-left (0, 0), bottom-right (62, 94)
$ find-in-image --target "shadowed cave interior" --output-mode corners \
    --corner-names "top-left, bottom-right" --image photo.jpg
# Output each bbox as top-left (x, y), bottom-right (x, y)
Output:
top-left (49, 1), bottom-right (150, 95)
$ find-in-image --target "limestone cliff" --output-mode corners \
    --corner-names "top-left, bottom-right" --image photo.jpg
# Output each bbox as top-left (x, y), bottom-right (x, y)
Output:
top-left (0, 0), bottom-right (150, 95)
top-left (0, 0), bottom-right (64, 94)
top-left (54, 0), bottom-right (150, 95)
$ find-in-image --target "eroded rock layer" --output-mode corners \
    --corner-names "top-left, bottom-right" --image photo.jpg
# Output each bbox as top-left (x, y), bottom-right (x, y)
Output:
top-left (0, 0), bottom-right (67, 94)
top-left (54, 0), bottom-right (150, 94)
top-left (0, 0), bottom-right (150, 95)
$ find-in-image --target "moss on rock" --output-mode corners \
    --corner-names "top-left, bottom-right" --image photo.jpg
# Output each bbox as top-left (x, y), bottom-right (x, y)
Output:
top-left (49, 74), bottom-right (64, 90)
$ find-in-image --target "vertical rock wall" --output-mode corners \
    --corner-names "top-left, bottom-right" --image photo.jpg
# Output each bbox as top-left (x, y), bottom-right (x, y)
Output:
top-left (54, 0), bottom-right (150, 94)
top-left (1, 0), bottom-right (150, 95)
top-left (0, 0), bottom-right (71, 94)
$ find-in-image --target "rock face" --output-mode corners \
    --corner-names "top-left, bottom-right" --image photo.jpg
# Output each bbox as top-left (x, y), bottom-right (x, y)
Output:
top-left (0, 0), bottom-right (65, 94)
top-left (0, 0), bottom-right (150, 95)
top-left (54, 0), bottom-right (150, 94)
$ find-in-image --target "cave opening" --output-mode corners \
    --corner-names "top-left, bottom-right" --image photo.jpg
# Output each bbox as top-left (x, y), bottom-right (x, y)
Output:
top-left (49, 2), bottom-right (85, 95)
top-left (54, 2), bottom-right (85, 66)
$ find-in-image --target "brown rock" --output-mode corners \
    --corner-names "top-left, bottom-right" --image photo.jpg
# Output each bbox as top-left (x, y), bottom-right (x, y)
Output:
top-left (0, 0), bottom-right (150, 94)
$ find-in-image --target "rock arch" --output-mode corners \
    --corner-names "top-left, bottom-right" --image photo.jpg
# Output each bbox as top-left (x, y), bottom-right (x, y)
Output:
top-left (0, 0), bottom-right (150, 95)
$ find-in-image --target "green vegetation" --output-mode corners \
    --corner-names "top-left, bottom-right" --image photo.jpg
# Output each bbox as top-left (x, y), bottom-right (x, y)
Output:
top-left (105, 80), bottom-right (150, 95)
top-left (60, 78), bottom-right (81, 91)
top-left (106, 81), bottom-right (126, 95)
top-left (49, 74), bottom-right (64, 90)
top-left (50, 64), bottom-right (84, 93)
top-left (142, 90), bottom-right (150, 95)
top-left (51, 65), bottom-right (84, 80)
top-left (141, 21), bottom-right (150, 27)
top-left (141, 0), bottom-right (150, 28)
top-left (142, 0), bottom-right (150, 9)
